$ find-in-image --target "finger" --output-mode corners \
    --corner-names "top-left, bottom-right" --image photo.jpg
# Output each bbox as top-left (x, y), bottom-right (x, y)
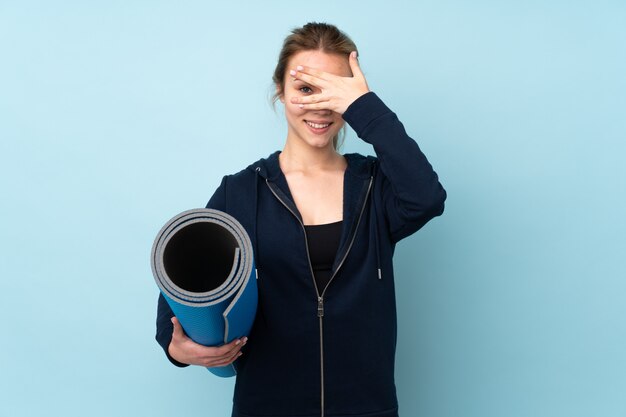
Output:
top-left (349, 51), bottom-right (364, 79)
top-left (295, 101), bottom-right (333, 111)
top-left (221, 350), bottom-right (243, 366)
top-left (208, 351), bottom-right (243, 368)
top-left (218, 345), bottom-right (244, 363)
top-left (211, 336), bottom-right (247, 357)
top-left (290, 94), bottom-right (326, 105)
top-left (290, 69), bottom-right (325, 88)
top-left (203, 340), bottom-right (246, 366)
top-left (293, 65), bottom-right (330, 80)
top-left (224, 351), bottom-right (244, 365)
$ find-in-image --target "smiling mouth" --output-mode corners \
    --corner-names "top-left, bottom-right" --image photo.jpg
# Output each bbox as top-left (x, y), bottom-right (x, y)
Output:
top-left (305, 120), bottom-right (332, 129)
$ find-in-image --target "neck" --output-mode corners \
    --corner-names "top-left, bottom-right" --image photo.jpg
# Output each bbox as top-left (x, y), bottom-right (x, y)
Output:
top-left (280, 140), bottom-right (344, 173)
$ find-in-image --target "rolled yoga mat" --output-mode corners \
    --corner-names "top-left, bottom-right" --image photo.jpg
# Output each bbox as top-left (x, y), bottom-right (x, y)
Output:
top-left (151, 208), bottom-right (258, 377)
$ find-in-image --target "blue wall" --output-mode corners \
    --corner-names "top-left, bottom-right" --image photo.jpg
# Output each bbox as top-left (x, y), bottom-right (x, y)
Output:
top-left (1, 1), bottom-right (624, 416)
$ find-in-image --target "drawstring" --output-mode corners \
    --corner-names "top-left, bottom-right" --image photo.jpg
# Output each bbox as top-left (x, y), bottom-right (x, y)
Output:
top-left (369, 172), bottom-right (382, 280)
top-left (254, 166), bottom-right (261, 280)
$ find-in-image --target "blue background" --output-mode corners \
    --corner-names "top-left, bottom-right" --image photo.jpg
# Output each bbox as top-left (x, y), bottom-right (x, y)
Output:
top-left (1, 1), bottom-right (625, 416)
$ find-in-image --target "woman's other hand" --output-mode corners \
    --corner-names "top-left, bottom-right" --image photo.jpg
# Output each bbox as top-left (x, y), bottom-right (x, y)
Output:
top-left (289, 51), bottom-right (370, 115)
top-left (168, 316), bottom-right (247, 367)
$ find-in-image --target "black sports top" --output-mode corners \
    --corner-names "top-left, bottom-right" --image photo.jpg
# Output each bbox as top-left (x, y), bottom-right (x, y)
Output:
top-left (304, 220), bottom-right (343, 293)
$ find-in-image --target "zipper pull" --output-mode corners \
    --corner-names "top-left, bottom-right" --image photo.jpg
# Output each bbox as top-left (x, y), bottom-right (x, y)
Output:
top-left (317, 297), bottom-right (324, 318)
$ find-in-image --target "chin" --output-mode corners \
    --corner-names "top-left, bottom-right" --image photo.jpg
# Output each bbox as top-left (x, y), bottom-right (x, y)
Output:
top-left (303, 134), bottom-right (336, 149)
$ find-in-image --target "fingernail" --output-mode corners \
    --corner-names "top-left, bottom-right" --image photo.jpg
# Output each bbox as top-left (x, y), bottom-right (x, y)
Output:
top-left (243, 337), bottom-right (248, 345)
top-left (296, 65), bottom-right (303, 71)
top-left (298, 104), bottom-right (304, 109)
top-left (235, 339), bottom-right (241, 345)
top-left (289, 69), bottom-right (296, 76)
top-left (238, 352), bottom-right (243, 357)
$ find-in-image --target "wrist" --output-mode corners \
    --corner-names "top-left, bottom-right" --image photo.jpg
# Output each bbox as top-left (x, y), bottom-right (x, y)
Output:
top-left (166, 341), bottom-right (190, 367)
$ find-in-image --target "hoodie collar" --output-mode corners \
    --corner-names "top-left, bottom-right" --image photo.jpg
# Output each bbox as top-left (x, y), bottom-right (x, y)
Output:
top-left (250, 149), bottom-right (381, 283)
top-left (247, 150), bottom-right (374, 181)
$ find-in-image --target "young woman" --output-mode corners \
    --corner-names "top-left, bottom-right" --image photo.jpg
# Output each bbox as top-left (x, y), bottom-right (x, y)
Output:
top-left (156, 22), bottom-right (446, 417)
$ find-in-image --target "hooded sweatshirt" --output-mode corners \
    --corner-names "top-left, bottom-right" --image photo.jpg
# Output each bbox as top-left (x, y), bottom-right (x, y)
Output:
top-left (155, 92), bottom-right (447, 417)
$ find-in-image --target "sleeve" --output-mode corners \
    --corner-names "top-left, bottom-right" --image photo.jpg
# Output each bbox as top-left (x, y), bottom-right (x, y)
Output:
top-left (154, 175), bottom-right (229, 367)
top-left (155, 294), bottom-right (188, 367)
top-left (342, 92), bottom-right (446, 243)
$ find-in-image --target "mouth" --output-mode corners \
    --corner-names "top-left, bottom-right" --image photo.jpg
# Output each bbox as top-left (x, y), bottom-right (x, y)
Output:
top-left (304, 120), bottom-right (333, 134)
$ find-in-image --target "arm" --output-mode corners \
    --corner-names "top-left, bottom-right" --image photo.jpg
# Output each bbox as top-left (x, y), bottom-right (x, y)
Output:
top-left (289, 52), bottom-right (446, 242)
top-left (154, 176), bottom-right (246, 367)
top-left (343, 92), bottom-right (446, 242)
top-left (155, 294), bottom-right (188, 367)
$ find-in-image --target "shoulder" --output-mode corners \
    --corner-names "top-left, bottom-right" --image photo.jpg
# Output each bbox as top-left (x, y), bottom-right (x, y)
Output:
top-left (221, 150), bottom-right (281, 185)
top-left (210, 151), bottom-right (281, 206)
top-left (343, 152), bottom-right (378, 178)
top-left (206, 152), bottom-right (278, 212)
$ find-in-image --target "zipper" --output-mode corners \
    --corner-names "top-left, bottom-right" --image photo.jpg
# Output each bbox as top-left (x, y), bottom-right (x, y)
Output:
top-left (265, 176), bottom-right (373, 417)
top-left (265, 179), bottom-right (320, 300)
top-left (320, 177), bottom-right (373, 299)
top-left (266, 180), bottom-right (325, 415)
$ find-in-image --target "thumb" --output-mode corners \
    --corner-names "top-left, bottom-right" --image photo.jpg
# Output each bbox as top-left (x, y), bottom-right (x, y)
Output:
top-left (171, 316), bottom-right (184, 338)
top-left (349, 51), bottom-right (364, 79)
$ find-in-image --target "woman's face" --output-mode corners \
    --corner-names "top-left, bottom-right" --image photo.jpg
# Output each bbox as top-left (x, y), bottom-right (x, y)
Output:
top-left (279, 50), bottom-right (351, 150)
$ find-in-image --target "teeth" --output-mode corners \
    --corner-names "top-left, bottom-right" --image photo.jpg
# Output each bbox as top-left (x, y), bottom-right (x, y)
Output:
top-left (306, 121), bottom-right (330, 129)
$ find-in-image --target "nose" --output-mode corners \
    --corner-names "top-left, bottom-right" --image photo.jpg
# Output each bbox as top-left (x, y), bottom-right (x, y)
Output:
top-left (312, 108), bottom-right (332, 116)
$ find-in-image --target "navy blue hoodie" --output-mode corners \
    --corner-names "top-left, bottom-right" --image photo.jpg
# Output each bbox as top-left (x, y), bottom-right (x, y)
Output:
top-left (156, 92), bottom-right (446, 417)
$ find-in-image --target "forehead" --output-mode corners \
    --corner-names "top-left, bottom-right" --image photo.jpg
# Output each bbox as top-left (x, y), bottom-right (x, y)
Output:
top-left (286, 50), bottom-right (351, 77)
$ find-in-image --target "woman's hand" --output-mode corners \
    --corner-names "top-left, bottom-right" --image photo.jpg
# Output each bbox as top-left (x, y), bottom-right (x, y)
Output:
top-left (289, 51), bottom-right (370, 115)
top-left (168, 317), bottom-right (247, 367)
